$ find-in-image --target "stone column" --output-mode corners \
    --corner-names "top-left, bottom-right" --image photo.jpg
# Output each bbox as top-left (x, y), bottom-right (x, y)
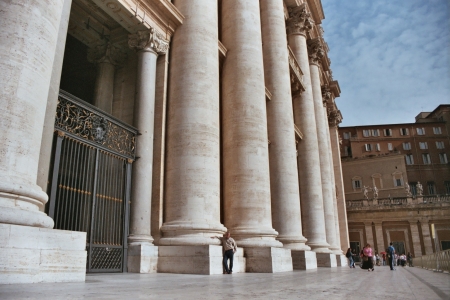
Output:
top-left (420, 220), bottom-right (434, 255)
top-left (308, 43), bottom-right (340, 256)
top-left (87, 43), bottom-right (126, 114)
top-left (408, 220), bottom-right (423, 257)
top-left (0, 0), bottom-right (86, 283)
top-left (222, 0), bottom-right (292, 273)
top-left (37, 0), bottom-right (72, 193)
top-left (126, 29), bottom-right (169, 273)
top-left (260, 0), bottom-right (314, 270)
top-left (160, 0), bottom-right (226, 246)
top-left (260, 0), bottom-right (309, 250)
top-left (364, 222), bottom-right (375, 247)
top-left (373, 221), bottom-right (385, 254)
top-left (286, 6), bottom-right (331, 255)
top-left (328, 117), bottom-right (350, 251)
top-left (222, 0), bottom-right (281, 248)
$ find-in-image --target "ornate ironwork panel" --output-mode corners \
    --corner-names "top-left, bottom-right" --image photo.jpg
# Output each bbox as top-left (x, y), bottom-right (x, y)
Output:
top-left (55, 90), bottom-right (137, 159)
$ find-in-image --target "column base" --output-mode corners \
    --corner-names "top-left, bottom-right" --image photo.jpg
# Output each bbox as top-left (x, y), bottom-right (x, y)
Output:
top-left (245, 247), bottom-right (292, 273)
top-left (291, 250), bottom-right (317, 270)
top-left (336, 254), bottom-right (347, 267)
top-left (127, 243), bottom-right (158, 273)
top-left (158, 245), bottom-right (224, 274)
top-left (0, 223), bottom-right (86, 284)
top-left (316, 253), bottom-right (337, 267)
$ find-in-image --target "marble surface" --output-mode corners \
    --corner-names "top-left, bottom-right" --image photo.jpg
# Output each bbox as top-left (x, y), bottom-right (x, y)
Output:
top-left (1, 266), bottom-right (448, 299)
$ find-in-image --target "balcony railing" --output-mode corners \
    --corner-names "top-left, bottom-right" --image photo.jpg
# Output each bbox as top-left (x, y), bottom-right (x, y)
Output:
top-left (346, 195), bottom-right (450, 209)
top-left (414, 249), bottom-right (450, 273)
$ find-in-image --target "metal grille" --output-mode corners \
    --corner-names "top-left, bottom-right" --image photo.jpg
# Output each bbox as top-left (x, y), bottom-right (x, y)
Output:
top-left (48, 91), bottom-right (136, 273)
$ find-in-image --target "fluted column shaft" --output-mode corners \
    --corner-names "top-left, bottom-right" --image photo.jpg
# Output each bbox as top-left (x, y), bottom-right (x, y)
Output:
top-left (128, 29), bottom-right (168, 245)
top-left (373, 222), bottom-right (385, 253)
top-left (0, 0), bottom-right (66, 228)
top-left (286, 7), bottom-right (330, 252)
top-left (364, 222), bottom-right (374, 247)
top-left (222, 0), bottom-right (281, 248)
top-left (260, 0), bottom-right (309, 250)
top-left (160, 0), bottom-right (226, 245)
top-left (420, 221), bottom-right (434, 254)
top-left (408, 221), bottom-right (422, 257)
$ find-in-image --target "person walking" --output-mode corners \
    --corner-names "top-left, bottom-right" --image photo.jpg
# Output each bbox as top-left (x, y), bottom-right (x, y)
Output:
top-left (362, 243), bottom-right (375, 271)
top-left (387, 242), bottom-right (396, 270)
top-left (346, 248), bottom-right (355, 268)
top-left (212, 231), bottom-right (237, 274)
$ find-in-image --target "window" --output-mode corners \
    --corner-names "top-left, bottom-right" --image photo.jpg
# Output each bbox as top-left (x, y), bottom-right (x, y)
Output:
top-left (403, 142), bottom-right (411, 150)
top-left (352, 177), bottom-right (362, 190)
top-left (416, 128), bottom-right (425, 135)
top-left (422, 153), bottom-right (431, 164)
top-left (445, 181), bottom-right (450, 194)
top-left (405, 154), bottom-right (414, 165)
top-left (363, 130), bottom-right (371, 137)
top-left (410, 182), bottom-right (417, 196)
top-left (343, 132), bottom-right (351, 139)
top-left (400, 128), bottom-right (409, 136)
top-left (433, 127), bottom-right (442, 134)
top-left (388, 143), bottom-right (393, 151)
top-left (372, 129), bottom-right (380, 137)
top-left (365, 144), bottom-right (372, 151)
top-left (384, 129), bottom-right (392, 136)
top-left (439, 153), bottom-right (448, 164)
top-left (393, 172), bottom-right (403, 187)
top-left (343, 146), bottom-right (350, 156)
top-left (372, 173), bottom-right (382, 189)
top-left (427, 182), bottom-right (435, 195)
top-left (441, 241), bottom-right (450, 251)
top-left (375, 143), bottom-right (381, 151)
top-left (419, 142), bottom-right (428, 149)
top-left (436, 141), bottom-right (445, 149)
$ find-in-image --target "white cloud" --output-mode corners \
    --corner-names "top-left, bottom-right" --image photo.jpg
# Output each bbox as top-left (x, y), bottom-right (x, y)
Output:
top-left (322, 0), bottom-right (450, 126)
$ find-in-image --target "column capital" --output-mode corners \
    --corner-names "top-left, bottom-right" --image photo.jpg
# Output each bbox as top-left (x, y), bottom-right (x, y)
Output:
top-left (128, 28), bottom-right (169, 54)
top-left (328, 109), bottom-right (342, 127)
top-left (87, 42), bottom-right (127, 65)
top-left (307, 38), bottom-right (324, 66)
top-left (286, 6), bottom-right (314, 37)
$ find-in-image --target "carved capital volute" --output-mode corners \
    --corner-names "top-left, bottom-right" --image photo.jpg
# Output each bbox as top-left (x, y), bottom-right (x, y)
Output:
top-left (87, 42), bottom-right (127, 66)
top-left (328, 109), bottom-right (342, 127)
top-left (307, 38), bottom-right (324, 65)
top-left (322, 85), bottom-right (332, 104)
top-left (286, 6), bottom-right (314, 37)
top-left (128, 28), bottom-right (169, 55)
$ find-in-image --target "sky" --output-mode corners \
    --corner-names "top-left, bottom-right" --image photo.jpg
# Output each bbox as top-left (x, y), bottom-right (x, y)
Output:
top-left (321, 0), bottom-right (450, 126)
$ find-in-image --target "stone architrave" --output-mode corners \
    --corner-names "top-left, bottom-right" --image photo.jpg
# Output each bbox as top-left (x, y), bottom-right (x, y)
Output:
top-left (126, 28), bottom-right (169, 273)
top-left (87, 42), bottom-right (127, 114)
top-left (159, 0), bottom-right (226, 248)
top-left (308, 38), bottom-right (340, 256)
top-left (0, 0), bottom-right (86, 283)
top-left (286, 6), bottom-right (331, 254)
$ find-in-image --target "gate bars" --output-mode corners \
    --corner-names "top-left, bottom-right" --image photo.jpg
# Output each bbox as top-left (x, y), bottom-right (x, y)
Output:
top-left (47, 90), bottom-right (138, 272)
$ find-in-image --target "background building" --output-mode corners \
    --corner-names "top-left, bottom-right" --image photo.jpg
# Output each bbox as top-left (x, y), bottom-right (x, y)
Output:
top-left (339, 105), bottom-right (450, 258)
top-left (0, 0), bottom-right (349, 284)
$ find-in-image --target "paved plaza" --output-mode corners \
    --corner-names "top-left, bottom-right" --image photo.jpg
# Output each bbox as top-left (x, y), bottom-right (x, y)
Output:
top-left (1, 266), bottom-right (449, 299)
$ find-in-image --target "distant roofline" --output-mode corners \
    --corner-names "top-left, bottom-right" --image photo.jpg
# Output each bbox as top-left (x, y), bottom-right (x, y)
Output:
top-left (339, 121), bottom-right (445, 129)
top-left (427, 104), bottom-right (450, 117)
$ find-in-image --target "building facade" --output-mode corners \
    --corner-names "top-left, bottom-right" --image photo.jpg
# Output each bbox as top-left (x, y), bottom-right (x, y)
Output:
top-left (0, 0), bottom-right (349, 284)
top-left (339, 105), bottom-right (450, 258)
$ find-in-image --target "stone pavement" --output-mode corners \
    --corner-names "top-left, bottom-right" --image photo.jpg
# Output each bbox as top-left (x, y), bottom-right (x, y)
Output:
top-left (1, 266), bottom-right (449, 299)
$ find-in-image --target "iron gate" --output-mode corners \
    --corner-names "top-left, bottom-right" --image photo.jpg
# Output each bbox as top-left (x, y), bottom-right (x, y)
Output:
top-left (47, 90), bottom-right (137, 272)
